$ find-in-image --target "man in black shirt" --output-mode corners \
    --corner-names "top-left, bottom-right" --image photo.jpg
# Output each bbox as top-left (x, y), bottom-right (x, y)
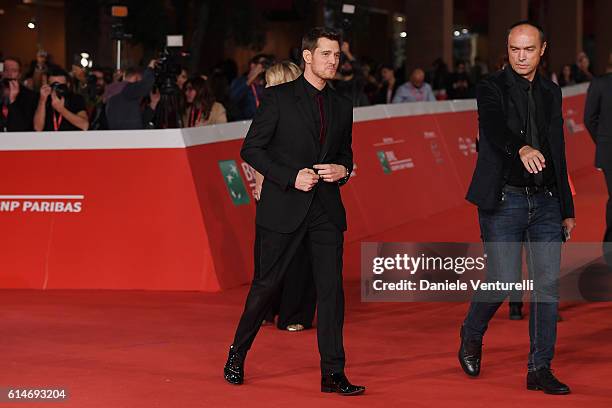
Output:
top-left (0, 58), bottom-right (38, 132)
top-left (34, 67), bottom-right (88, 131)
top-left (459, 21), bottom-right (575, 395)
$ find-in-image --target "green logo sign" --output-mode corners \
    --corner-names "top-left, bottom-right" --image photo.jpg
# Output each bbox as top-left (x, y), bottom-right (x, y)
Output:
top-left (377, 151), bottom-right (392, 174)
top-left (219, 160), bottom-right (250, 206)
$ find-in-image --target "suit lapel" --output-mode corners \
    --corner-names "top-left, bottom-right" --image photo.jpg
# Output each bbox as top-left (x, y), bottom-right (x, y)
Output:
top-left (537, 84), bottom-right (553, 143)
top-left (504, 66), bottom-right (527, 128)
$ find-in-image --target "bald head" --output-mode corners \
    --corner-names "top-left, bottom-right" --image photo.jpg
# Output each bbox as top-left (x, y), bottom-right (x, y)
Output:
top-left (507, 21), bottom-right (545, 46)
top-left (506, 22), bottom-right (546, 81)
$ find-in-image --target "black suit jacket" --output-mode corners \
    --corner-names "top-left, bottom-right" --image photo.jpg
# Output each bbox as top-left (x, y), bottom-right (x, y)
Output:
top-left (584, 73), bottom-right (612, 169)
top-left (240, 76), bottom-right (354, 233)
top-left (466, 66), bottom-right (575, 219)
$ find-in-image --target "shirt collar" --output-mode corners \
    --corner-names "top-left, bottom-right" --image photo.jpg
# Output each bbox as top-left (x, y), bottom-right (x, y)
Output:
top-left (510, 66), bottom-right (540, 91)
top-left (302, 75), bottom-right (326, 97)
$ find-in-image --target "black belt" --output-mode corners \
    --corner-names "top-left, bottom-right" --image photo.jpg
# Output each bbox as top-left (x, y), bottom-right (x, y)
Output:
top-left (503, 184), bottom-right (556, 196)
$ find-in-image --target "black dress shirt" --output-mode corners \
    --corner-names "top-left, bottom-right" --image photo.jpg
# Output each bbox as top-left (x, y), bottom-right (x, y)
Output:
top-left (301, 75), bottom-right (329, 145)
top-left (507, 70), bottom-right (556, 187)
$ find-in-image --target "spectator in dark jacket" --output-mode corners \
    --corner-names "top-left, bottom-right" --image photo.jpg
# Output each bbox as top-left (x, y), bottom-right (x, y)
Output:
top-left (1, 57), bottom-right (38, 132)
top-left (446, 60), bottom-right (473, 100)
top-left (332, 41), bottom-right (369, 107)
top-left (374, 64), bottom-right (400, 104)
top-left (229, 54), bottom-right (269, 120)
top-left (106, 60), bottom-right (156, 130)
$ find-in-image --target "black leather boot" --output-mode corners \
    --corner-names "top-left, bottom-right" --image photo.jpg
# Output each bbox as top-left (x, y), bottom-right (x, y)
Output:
top-left (527, 367), bottom-right (571, 395)
top-left (223, 345), bottom-right (244, 385)
top-left (458, 326), bottom-right (482, 377)
top-left (321, 372), bottom-right (365, 396)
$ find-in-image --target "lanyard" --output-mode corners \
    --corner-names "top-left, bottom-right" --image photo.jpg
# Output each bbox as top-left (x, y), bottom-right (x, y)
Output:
top-left (189, 107), bottom-right (203, 127)
top-left (250, 84), bottom-right (260, 108)
top-left (53, 111), bottom-right (63, 131)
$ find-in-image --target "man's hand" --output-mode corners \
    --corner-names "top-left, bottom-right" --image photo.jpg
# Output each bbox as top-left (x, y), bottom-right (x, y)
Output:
top-left (50, 91), bottom-right (65, 113)
top-left (562, 218), bottom-right (576, 235)
top-left (313, 164), bottom-right (347, 183)
top-left (294, 168), bottom-right (320, 192)
top-left (253, 171), bottom-right (264, 201)
top-left (519, 145), bottom-right (546, 173)
top-left (148, 59), bottom-right (158, 70)
top-left (39, 84), bottom-right (52, 102)
top-left (8, 80), bottom-right (20, 103)
top-left (247, 64), bottom-right (264, 86)
top-left (341, 41), bottom-right (354, 61)
top-left (113, 69), bottom-right (124, 83)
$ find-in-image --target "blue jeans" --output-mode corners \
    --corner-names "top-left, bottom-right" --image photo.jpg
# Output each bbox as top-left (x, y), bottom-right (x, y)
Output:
top-left (463, 187), bottom-right (563, 371)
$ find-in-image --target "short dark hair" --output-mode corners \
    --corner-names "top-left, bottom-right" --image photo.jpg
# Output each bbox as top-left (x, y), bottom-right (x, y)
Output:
top-left (250, 54), bottom-right (267, 65)
top-left (3, 57), bottom-right (22, 68)
top-left (124, 66), bottom-right (143, 79)
top-left (47, 67), bottom-right (69, 80)
top-left (507, 20), bottom-right (546, 45)
top-left (301, 27), bottom-right (342, 53)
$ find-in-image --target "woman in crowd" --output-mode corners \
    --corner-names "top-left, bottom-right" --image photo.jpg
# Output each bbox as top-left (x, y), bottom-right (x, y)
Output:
top-left (558, 64), bottom-right (576, 87)
top-left (176, 68), bottom-right (189, 90)
top-left (182, 76), bottom-right (227, 127)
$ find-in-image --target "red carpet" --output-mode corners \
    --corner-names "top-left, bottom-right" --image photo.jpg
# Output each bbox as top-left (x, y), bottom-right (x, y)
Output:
top-left (1, 169), bottom-right (610, 407)
top-left (1, 287), bottom-right (611, 407)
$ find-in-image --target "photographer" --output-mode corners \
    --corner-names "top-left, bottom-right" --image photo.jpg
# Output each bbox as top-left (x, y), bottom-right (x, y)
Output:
top-left (34, 67), bottom-right (89, 131)
top-left (106, 59), bottom-right (156, 130)
top-left (332, 42), bottom-right (369, 107)
top-left (25, 49), bottom-right (52, 91)
top-left (1, 58), bottom-right (38, 132)
top-left (229, 54), bottom-right (270, 120)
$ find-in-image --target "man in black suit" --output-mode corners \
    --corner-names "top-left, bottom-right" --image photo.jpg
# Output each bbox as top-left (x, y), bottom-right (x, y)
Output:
top-left (584, 65), bottom-right (612, 263)
top-left (223, 27), bottom-right (365, 396)
top-left (459, 21), bottom-right (575, 395)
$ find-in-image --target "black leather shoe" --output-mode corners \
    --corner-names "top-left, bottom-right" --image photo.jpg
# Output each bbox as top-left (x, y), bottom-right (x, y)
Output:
top-left (509, 302), bottom-right (523, 320)
top-left (458, 326), bottom-right (482, 377)
top-left (223, 345), bottom-right (244, 385)
top-left (321, 372), bottom-right (365, 396)
top-left (527, 368), bottom-right (571, 395)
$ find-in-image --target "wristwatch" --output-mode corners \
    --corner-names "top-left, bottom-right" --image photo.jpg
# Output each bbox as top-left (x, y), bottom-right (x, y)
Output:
top-left (338, 165), bottom-right (350, 184)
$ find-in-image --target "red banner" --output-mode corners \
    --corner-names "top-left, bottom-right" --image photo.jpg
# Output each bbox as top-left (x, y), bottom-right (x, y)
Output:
top-left (0, 87), bottom-right (595, 291)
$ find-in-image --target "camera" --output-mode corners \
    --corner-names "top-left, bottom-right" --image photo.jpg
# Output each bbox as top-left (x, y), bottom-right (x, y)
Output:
top-left (0, 78), bottom-right (17, 97)
top-left (154, 47), bottom-right (183, 96)
top-left (50, 82), bottom-right (69, 99)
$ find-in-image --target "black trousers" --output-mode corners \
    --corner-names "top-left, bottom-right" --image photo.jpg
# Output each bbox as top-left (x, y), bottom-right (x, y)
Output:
top-left (232, 194), bottom-right (346, 374)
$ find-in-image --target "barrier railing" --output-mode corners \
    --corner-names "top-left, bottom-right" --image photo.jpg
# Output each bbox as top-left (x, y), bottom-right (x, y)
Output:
top-left (0, 83), bottom-right (594, 291)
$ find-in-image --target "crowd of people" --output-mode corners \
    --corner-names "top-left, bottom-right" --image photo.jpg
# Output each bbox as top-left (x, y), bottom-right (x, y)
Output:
top-left (0, 44), bottom-right (604, 133)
